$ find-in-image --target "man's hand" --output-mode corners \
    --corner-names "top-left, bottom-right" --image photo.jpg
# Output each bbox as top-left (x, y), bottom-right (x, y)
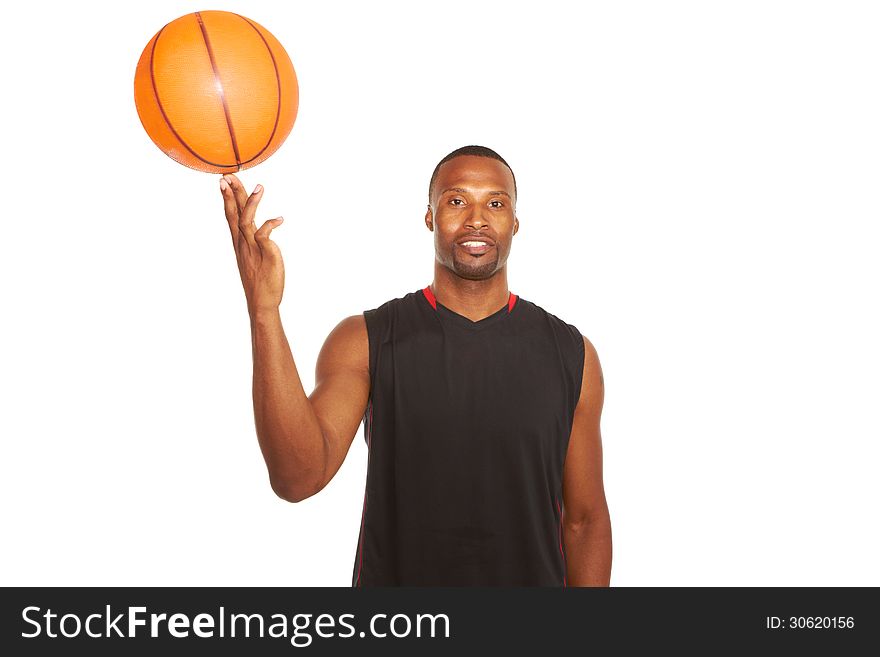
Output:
top-left (220, 174), bottom-right (285, 316)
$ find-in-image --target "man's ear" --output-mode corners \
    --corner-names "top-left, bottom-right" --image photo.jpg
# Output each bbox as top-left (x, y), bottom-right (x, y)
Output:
top-left (425, 205), bottom-right (434, 232)
top-left (513, 216), bottom-right (519, 236)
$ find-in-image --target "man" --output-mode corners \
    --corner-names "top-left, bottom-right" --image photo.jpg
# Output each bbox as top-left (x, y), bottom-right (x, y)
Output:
top-left (219, 146), bottom-right (612, 586)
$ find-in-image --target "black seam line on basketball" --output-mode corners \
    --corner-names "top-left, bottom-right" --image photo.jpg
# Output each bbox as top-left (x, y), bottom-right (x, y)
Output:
top-left (150, 23), bottom-right (237, 170)
top-left (196, 12), bottom-right (243, 171)
top-left (235, 14), bottom-right (282, 166)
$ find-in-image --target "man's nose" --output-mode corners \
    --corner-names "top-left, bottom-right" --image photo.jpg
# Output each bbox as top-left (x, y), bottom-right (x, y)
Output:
top-left (465, 207), bottom-right (489, 229)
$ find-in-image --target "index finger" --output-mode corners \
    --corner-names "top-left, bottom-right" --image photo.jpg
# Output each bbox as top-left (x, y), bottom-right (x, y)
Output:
top-left (222, 173), bottom-right (249, 214)
top-left (220, 177), bottom-right (241, 243)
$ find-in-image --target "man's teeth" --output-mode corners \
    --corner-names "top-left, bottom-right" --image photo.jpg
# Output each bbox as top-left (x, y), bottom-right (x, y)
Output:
top-left (461, 241), bottom-right (488, 247)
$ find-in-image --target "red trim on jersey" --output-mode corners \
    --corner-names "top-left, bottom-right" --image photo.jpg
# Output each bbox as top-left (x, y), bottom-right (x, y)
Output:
top-left (355, 401), bottom-right (373, 587)
top-left (422, 285), bottom-right (518, 314)
top-left (422, 285), bottom-right (437, 310)
top-left (556, 495), bottom-right (567, 587)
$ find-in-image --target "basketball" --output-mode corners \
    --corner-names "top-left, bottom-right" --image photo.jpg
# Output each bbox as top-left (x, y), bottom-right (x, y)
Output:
top-left (134, 11), bottom-right (299, 174)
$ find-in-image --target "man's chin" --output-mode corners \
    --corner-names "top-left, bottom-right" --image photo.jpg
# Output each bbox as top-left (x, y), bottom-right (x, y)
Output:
top-left (452, 258), bottom-right (500, 281)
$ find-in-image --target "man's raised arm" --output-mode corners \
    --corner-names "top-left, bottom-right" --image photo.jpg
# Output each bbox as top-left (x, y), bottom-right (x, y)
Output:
top-left (221, 174), bottom-right (370, 502)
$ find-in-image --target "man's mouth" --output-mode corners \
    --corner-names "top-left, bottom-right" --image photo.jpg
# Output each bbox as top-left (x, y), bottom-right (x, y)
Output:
top-left (457, 241), bottom-right (493, 255)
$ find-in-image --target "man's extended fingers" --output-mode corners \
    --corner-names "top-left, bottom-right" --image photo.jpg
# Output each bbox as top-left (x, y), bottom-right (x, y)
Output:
top-left (220, 178), bottom-right (241, 238)
top-left (223, 173), bottom-right (249, 214)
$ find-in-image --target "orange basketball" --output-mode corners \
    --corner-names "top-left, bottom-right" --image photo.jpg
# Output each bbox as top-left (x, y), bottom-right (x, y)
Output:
top-left (134, 10), bottom-right (299, 174)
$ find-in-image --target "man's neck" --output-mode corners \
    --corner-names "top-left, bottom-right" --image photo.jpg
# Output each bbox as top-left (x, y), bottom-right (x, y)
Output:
top-left (430, 267), bottom-right (510, 322)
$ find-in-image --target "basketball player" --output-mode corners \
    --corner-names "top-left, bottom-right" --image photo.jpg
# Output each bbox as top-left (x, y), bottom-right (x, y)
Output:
top-left (219, 146), bottom-right (612, 586)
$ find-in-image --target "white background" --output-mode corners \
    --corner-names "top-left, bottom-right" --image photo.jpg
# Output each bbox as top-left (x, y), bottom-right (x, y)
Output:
top-left (1, 0), bottom-right (877, 586)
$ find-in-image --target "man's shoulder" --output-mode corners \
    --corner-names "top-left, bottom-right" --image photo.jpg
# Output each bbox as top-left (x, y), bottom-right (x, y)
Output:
top-left (516, 296), bottom-right (584, 344)
top-left (364, 288), bottom-right (423, 314)
top-left (329, 292), bottom-right (415, 345)
top-left (362, 289), bottom-right (427, 325)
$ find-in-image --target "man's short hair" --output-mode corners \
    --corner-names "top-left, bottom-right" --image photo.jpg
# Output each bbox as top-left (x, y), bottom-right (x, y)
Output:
top-left (428, 145), bottom-right (517, 204)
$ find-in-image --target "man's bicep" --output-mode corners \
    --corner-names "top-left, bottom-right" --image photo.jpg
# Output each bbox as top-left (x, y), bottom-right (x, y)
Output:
top-left (562, 336), bottom-right (607, 525)
top-left (309, 314), bottom-right (371, 485)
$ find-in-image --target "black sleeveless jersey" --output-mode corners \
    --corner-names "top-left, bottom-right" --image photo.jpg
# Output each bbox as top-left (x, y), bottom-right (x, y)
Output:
top-left (352, 286), bottom-right (585, 586)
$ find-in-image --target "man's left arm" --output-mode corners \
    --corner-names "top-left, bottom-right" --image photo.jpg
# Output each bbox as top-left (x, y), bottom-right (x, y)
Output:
top-left (561, 335), bottom-right (612, 586)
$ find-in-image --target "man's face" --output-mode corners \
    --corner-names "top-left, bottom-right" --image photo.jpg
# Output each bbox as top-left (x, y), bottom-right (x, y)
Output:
top-left (426, 155), bottom-right (519, 281)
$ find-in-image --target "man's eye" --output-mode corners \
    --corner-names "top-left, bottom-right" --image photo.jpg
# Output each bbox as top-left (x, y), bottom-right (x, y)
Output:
top-left (449, 198), bottom-right (464, 206)
top-left (489, 200), bottom-right (503, 208)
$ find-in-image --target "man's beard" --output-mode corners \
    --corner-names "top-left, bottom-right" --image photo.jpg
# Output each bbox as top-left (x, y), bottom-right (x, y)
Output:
top-left (451, 250), bottom-right (501, 280)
